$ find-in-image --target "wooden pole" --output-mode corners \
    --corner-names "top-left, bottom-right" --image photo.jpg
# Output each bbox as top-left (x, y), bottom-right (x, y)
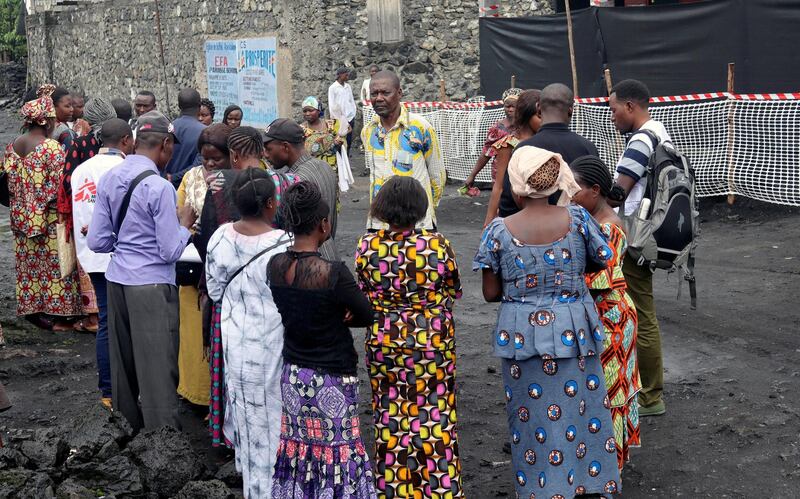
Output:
top-left (511, 74), bottom-right (516, 89)
top-left (439, 79), bottom-right (446, 102)
top-left (726, 63), bottom-right (736, 205)
top-left (604, 68), bottom-right (614, 96)
top-left (153, 0), bottom-right (172, 116)
top-left (565, 1), bottom-right (579, 98)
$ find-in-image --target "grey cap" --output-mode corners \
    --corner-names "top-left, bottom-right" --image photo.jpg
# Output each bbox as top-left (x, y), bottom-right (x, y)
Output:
top-left (263, 118), bottom-right (304, 144)
top-left (135, 110), bottom-right (180, 143)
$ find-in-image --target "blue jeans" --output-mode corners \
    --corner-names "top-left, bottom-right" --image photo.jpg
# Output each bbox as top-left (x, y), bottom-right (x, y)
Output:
top-left (89, 273), bottom-right (112, 398)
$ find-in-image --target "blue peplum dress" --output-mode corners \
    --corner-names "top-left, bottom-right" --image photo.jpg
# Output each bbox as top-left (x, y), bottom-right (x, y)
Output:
top-left (473, 205), bottom-right (622, 498)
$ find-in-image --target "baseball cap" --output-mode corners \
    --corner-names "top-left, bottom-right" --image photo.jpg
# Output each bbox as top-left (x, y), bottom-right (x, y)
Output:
top-left (263, 118), bottom-right (304, 144)
top-left (135, 110), bottom-right (180, 143)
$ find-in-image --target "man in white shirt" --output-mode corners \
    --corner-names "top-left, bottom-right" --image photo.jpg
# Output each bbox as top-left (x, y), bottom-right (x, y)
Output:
top-left (359, 64), bottom-right (381, 104)
top-left (608, 79), bottom-right (671, 418)
top-left (71, 118), bottom-right (135, 409)
top-left (328, 66), bottom-right (357, 153)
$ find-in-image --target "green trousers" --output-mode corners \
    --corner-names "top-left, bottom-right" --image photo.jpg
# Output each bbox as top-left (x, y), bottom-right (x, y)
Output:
top-left (622, 253), bottom-right (663, 408)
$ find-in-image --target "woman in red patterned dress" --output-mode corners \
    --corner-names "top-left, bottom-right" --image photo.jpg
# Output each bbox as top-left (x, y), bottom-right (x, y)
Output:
top-left (1, 85), bottom-right (82, 330)
top-left (571, 155), bottom-right (641, 469)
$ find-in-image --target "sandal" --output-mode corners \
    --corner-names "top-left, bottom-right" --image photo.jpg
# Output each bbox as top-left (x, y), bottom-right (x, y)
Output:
top-left (52, 321), bottom-right (75, 332)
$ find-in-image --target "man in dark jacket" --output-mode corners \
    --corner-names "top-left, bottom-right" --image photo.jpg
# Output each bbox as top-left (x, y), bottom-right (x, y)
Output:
top-left (498, 83), bottom-right (599, 217)
top-left (165, 88), bottom-right (206, 186)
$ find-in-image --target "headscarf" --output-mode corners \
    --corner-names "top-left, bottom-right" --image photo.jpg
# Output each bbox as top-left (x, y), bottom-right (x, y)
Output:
top-left (20, 84), bottom-right (56, 128)
top-left (502, 87), bottom-right (523, 103)
top-left (302, 96), bottom-right (322, 111)
top-left (508, 145), bottom-right (581, 206)
top-left (83, 97), bottom-right (117, 137)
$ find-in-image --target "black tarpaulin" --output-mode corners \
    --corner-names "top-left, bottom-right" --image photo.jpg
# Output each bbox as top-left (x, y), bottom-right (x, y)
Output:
top-left (480, 0), bottom-right (800, 99)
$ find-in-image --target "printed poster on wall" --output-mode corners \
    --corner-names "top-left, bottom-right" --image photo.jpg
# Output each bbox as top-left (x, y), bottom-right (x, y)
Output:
top-left (204, 40), bottom-right (239, 113)
top-left (237, 38), bottom-right (278, 129)
top-left (203, 37), bottom-right (278, 130)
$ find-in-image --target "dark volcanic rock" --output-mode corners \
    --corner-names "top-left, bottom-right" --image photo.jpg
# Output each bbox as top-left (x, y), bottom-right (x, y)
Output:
top-left (0, 447), bottom-right (30, 470)
top-left (67, 454), bottom-right (143, 497)
top-left (126, 426), bottom-right (204, 496)
top-left (174, 479), bottom-right (235, 499)
top-left (0, 358), bottom-right (92, 379)
top-left (54, 479), bottom-right (95, 499)
top-left (19, 428), bottom-right (68, 469)
top-left (0, 468), bottom-right (55, 498)
top-left (65, 403), bottom-right (132, 462)
top-left (213, 460), bottom-right (242, 488)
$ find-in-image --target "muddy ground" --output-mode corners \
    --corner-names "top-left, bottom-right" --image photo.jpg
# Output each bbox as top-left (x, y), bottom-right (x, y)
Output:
top-left (1, 109), bottom-right (799, 498)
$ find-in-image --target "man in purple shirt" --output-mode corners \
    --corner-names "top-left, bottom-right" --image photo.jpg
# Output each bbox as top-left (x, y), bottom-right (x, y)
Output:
top-left (88, 111), bottom-right (196, 431)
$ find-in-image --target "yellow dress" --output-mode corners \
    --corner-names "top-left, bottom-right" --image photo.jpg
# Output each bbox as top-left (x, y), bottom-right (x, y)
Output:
top-left (176, 166), bottom-right (210, 406)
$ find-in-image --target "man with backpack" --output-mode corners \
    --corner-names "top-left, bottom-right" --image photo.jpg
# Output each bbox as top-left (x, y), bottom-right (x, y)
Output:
top-left (608, 79), bottom-right (672, 418)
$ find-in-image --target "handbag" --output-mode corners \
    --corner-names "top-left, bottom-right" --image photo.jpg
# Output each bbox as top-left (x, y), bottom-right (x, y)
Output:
top-left (176, 242), bottom-right (203, 287)
top-left (56, 222), bottom-right (77, 278)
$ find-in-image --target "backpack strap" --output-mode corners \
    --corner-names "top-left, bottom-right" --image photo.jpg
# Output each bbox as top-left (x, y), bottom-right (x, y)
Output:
top-left (635, 129), bottom-right (660, 150)
top-left (686, 253), bottom-right (697, 310)
top-left (116, 169), bottom-right (158, 234)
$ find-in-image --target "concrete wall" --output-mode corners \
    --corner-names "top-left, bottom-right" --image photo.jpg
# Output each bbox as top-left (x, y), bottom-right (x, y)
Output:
top-left (26, 0), bottom-right (551, 119)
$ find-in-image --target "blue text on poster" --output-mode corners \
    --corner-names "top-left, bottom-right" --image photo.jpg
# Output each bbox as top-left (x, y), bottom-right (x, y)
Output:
top-left (204, 40), bottom-right (239, 113)
top-left (237, 38), bottom-right (278, 129)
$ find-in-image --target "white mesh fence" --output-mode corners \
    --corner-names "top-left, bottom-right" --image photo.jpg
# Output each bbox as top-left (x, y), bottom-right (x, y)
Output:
top-left (363, 96), bottom-right (800, 206)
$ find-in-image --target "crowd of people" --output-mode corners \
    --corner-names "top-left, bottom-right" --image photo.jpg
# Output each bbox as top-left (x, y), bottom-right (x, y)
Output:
top-left (0, 66), bottom-right (670, 499)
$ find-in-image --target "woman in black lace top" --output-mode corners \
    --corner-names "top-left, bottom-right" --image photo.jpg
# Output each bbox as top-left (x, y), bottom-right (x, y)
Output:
top-left (267, 181), bottom-right (377, 498)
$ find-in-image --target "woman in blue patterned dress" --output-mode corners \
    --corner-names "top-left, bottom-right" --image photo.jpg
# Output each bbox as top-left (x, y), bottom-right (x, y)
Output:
top-left (474, 145), bottom-right (621, 498)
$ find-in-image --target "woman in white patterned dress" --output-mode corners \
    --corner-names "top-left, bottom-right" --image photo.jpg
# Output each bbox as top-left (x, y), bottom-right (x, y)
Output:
top-left (205, 168), bottom-right (292, 498)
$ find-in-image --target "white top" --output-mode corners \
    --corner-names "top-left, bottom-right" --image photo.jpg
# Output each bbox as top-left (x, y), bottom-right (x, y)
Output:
top-left (328, 80), bottom-right (357, 128)
top-left (615, 119), bottom-right (671, 216)
top-left (71, 149), bottom-right (126, 273)
top-left (360, 78), bottom-right (371, 104)
top-left (204, 224), bottom-right (292, 498)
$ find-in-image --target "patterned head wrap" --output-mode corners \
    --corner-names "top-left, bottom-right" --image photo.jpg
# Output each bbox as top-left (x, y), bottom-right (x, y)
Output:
top-left (83, 97), bottom-right (117, 136)
top-left (508, 145), bottom-right (581, 206)
top-left (302, 96), bottom-right (322, 111)
top-left (502, 87), bottom-right (523, 103)
top-left (20, 84), bottom-right (56, 128)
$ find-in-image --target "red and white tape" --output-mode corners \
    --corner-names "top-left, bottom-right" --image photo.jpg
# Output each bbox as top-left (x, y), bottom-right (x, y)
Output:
top-left (364, 92), bottom-right (800, 110)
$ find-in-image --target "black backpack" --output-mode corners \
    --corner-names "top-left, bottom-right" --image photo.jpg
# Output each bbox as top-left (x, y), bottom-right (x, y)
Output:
top-left (622, 129), bottom-right (699, 309)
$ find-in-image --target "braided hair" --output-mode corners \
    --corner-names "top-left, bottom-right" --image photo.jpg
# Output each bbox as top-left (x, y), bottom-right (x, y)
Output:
top-left (232, 167), bottom-right (276, 218)
top-left (200, 98), bottom-right (215, 119)
top-left (279, 181), bottom-right (329, 236)
top-left (228, 126), bottom-right (264, 159)
top-left (570, 155), bottom-right (613, 197)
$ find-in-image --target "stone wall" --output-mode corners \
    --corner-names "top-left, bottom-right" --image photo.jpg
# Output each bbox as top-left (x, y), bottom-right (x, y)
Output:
top-left (0, 60), bottom-right (27, 107)
top-left (26, 0), bottom-right (551, 118)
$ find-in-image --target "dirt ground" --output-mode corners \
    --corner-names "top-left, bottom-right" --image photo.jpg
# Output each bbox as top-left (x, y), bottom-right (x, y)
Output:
top-left (1, 110), bottom-right (799, 498)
